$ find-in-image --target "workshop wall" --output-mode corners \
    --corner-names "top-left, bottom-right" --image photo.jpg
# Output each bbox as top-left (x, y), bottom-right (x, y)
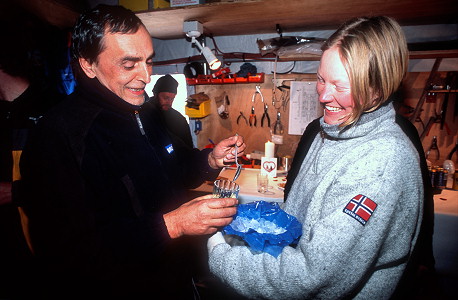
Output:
top-left (193, 74), bottom-right (317, 159)
top-left (402, 72), bottom-right (458, 167)
top-left (191, 72), bottom-right (457, 168)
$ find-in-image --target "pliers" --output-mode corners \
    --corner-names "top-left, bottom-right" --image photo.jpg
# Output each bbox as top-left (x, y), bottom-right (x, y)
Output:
top-left (249, 85), bottom-right (264, 127)
top-left (237, 111), bottom-right (248, 125)
top-left (261, 104), bottom-right (270, 127)
top-left (252, 85), bottom-right (264, 103)
top-left (249, 107), bottom-right (257, 127)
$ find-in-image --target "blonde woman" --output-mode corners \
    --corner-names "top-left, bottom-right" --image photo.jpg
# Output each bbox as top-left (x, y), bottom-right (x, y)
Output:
top-left (208, 16), bottom-right (423, 300)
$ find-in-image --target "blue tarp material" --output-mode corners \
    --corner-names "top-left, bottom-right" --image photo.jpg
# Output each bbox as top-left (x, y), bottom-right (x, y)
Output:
top-left (223, 201), bottom-right (302, 257)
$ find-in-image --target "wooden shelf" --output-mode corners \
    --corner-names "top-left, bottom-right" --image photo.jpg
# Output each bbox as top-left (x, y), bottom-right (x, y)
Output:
top-left (276, 49), bottom-right (458, 61)
top-left (427, 90), bottom-right (458, 93)
top-left (9, 0), bottom-right (458, 41)
top-left (7, 0), bottom-right (458, 60)
top-left (137, 0), bottom-right (458, 40)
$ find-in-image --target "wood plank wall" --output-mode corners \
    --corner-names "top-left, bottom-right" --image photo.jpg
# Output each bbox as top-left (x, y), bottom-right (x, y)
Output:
top-left (194, 74), bottom-right (316, 159)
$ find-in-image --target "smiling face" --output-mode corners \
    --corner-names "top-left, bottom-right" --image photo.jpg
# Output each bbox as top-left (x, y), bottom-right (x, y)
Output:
top-left (79, 26), bottom-right (154, 106)
top-left (316, 45), bottom-right (354, 125)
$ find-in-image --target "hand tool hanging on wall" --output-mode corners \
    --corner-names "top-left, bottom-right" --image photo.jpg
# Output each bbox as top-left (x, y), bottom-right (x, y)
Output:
top-left (261, 104), bottom-right (271, 127)
top-left (249, 85), bottom-right (264, 127)
top-left (280, 86), bottom-right (290, 112)
top-left (272, 111), bottom-right (284, 135)
top-left (271, 110), bottom-right (284, 144)
top-left (237, 111), bottom-right (248, 125)
top-left (249, 107), bottom-right (257, 127)
top-left (253, 86), bottom-right (264, 103)
top-left (425, 136), bottom-right (440, 161)
top-left (272, 83), bottom-right (291, 112)
top-left (448, 139), bottom-right (457, 161)
top-left (218, 94), bottom-right (230, 119)
top-left (420, 102), bottom-right (451, 140)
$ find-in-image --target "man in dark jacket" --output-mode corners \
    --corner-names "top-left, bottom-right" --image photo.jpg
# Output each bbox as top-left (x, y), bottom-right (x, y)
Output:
top-left (17, 4), bottom-right (245, 299)
top-left (150, 74), bottom-right (194, 149)
top-left (0, 12), bottom-right (63, 298)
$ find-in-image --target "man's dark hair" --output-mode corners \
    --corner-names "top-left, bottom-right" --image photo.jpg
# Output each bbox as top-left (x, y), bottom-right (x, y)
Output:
top-left (71, 4), bottom-right (144, 64)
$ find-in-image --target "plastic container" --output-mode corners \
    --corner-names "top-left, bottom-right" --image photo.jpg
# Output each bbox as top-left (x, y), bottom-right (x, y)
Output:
top-left (185, 99), bottom-right (211, 118)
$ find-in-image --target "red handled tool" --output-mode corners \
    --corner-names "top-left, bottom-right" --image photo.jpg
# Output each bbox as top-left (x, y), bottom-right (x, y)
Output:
top-left (249, 107), bottom-right (257, 127)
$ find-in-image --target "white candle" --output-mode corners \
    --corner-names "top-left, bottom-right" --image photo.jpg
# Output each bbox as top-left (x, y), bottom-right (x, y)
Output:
top-left (265, 140), bottom-right (275, 158)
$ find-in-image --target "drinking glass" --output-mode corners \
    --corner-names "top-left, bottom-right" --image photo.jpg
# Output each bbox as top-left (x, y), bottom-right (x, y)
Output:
top-left (213, 179), bottom-right (240, 198)
top-left (257, 174), bottom-right (269, 194)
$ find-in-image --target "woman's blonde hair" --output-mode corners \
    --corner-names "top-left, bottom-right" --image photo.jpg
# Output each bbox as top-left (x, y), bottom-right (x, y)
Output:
top-left (322, 16), bottom-right (408, 127)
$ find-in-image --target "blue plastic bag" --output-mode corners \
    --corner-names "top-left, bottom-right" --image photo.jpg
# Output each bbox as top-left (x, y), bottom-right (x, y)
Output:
top-left (223, 201), bottom-right (302, 257)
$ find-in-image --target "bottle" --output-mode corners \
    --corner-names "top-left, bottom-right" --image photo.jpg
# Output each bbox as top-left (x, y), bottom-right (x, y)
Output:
top-left (443, 160), bottom-right (455, 189)
top-left (429, 167), bottom-right (436, 188)
top-left (435, 168), bottom-right (445, 189)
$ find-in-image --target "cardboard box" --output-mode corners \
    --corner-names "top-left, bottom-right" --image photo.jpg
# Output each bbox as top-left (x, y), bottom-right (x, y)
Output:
top-left (170, 0), bottom-right (205, 7)
top-left (119, 0), bottom-right (148, 12)
top-left (119, 1), bottom-right (171, 11)
top-left (150, 0), bottom-right (171, 9)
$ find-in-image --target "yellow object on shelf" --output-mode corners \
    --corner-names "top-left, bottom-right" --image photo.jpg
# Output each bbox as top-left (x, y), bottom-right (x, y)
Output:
top-left (151, 0), bottom-right (171, 9)
top-left (119, 0), bottom-right (148, 11)
top-left (185, 100), bottom-right (211, 118)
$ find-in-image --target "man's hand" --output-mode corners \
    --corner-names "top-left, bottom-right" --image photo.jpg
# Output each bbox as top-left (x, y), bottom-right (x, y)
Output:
top-left (163, 195), bottom-right (238, 239)
top-left (208, 135), bottom-right (246, 169)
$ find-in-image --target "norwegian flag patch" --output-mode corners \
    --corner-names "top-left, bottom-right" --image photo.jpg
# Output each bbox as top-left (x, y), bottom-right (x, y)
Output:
top-left (343, 194), bottom-right (377, 226)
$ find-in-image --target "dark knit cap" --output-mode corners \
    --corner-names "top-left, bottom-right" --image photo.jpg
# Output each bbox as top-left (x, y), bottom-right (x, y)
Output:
top-left (153, 74), bottom-right (178, 94)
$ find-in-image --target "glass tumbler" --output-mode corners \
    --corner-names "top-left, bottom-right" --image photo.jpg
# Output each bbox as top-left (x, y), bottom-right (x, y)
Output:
top-left (213, 179), bottom-right (240, 198)
top-left (257, 174), bottom-right (269, 194)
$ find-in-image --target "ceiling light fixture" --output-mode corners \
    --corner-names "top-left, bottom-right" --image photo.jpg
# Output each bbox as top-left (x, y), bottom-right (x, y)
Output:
top-left (184, 21), bottom-right (222, 70)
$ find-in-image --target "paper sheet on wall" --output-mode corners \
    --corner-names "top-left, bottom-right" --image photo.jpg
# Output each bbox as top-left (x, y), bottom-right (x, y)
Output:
top-left (288, 81), bottom-right (321, 135)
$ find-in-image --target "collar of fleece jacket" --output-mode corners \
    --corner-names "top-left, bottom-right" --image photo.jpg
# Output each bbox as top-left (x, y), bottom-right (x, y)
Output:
top-left (77, 75), bottom-right (150, 115)
top-left (320, 101), bottom-right (395, 140)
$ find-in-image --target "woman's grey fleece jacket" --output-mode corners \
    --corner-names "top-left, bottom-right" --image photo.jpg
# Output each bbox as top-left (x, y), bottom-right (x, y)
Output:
top-left (208, 103), bottom-right (424, 299)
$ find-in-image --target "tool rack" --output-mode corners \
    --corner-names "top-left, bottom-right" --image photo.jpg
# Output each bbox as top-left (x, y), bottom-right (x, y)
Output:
top-left (186, 73), bottom-right (265, 85)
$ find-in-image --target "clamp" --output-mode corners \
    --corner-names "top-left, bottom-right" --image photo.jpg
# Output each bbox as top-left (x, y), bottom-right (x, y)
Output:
top-left (237, 111), bottom-right (248, 125)
top-left (261, 103), bottom-right (270, 127)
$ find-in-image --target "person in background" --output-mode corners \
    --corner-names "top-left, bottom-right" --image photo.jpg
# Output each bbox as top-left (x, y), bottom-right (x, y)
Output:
top-left (208, 16), bottom-right (423, 299)
top-left (0, 11), bottom-right (63, 299)
top-left (150, 74), bottom-right (194, 149)
top-left (16, 4), bottom-right (245, 299)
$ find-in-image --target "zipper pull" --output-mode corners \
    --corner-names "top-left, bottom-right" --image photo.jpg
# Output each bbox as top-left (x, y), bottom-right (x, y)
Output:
top-left (320, 128), bottom-right (325, 142)
top-left (134, 110), bottom-right (146, 135)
